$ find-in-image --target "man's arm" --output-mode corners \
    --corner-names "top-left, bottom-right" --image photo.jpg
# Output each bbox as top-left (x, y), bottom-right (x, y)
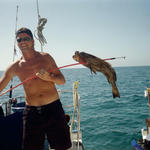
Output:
top-left (36, 54), bottom-right (66, 85)
top-left (0, 64), bottom-right (16, 92)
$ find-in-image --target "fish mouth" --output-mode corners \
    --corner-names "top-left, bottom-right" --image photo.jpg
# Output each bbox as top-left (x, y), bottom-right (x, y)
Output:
top-left (72, 51), bottom-right (80, 62)
top-left (72, 55), bottom-right (78, 62)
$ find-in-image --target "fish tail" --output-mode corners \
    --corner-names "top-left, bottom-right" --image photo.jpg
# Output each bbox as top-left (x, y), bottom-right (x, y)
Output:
top-left (112, 84), bottom-right (120, 98)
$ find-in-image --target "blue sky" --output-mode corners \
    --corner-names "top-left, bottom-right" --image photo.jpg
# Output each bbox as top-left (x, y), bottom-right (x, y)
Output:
top-left (0, 0), bottom-right (150, 70)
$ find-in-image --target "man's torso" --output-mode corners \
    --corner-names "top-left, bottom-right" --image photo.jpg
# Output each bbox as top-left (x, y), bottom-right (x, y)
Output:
top-left (15, 52), bottom-right (59, 106)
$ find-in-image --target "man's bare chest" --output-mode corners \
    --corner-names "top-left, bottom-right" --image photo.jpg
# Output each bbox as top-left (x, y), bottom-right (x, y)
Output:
top-left (17, 59), bottom-right (50, 80)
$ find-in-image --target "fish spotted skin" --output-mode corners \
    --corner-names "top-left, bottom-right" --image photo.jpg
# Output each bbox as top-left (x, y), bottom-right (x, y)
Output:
top-left (72, 51), bottom-right (120, 98)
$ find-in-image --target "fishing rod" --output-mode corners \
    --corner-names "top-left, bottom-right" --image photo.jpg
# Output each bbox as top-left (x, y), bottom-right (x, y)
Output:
top-left (0, 56), bottom-right (125, 97)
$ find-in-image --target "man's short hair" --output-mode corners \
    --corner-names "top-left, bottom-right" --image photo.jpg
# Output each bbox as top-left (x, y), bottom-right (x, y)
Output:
top-left (16, 27), bottom-right (33, 39)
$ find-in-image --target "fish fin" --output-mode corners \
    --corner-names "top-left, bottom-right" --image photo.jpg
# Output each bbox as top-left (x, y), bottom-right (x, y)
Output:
top-left (91, 70), bottom-right (97, 74)
top-left (89, 65), bottom-right (97, 74)
top-left (112, 85), bottom-right (120, 98)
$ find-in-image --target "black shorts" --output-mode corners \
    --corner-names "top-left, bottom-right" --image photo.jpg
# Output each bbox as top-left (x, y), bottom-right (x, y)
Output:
top-left (22, 99), bottom-right (72, 150)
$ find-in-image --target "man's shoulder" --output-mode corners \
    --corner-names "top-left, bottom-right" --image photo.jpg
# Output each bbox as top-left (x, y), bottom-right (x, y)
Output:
top-left (38, 51), bottom-right (50, 56)
top-left (38, 51), bottom-right (53, 59)
top-left (4, 59), bottom-right (21, 75)
top-left (9, 59), bottom-right (20, 68)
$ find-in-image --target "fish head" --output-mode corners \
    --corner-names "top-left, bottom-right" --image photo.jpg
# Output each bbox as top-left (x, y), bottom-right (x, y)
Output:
top-left (72, 51), bottom-right (80, 62)
top-left (72, 51), bottom-right (86, 63)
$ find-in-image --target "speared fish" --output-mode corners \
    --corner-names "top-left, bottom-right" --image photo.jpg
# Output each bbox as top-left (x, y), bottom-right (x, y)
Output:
top-left (72, 51), bottom-right (120, 98)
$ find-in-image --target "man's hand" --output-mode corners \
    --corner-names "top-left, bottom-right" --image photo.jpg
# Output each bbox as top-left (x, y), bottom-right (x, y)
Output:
top-left (36, 68), bottom-right (65, 85)
top-left (36, 69), bottom-right (53, 81)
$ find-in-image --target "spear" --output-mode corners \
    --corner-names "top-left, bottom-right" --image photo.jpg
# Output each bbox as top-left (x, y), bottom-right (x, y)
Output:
top-left (0, 56), bottom-right (126, 97)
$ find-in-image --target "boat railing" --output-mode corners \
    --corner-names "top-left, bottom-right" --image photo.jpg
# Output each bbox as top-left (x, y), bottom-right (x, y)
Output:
top-left (58, 81), bottom-right (83, 150)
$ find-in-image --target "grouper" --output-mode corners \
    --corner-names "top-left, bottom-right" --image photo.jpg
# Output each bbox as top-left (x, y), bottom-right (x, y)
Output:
top-left (72, 51), bottom-right (120, 98)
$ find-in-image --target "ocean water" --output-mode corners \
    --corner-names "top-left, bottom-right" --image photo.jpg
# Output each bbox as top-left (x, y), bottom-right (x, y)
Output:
top-left (0, 66), bottom-right (150, 150)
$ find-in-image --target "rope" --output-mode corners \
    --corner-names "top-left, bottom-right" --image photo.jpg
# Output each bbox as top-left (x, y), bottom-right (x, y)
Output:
top-left (34, 0), bottom-right (47, 51)
top-left (36, 17), bottom-right (47, 45)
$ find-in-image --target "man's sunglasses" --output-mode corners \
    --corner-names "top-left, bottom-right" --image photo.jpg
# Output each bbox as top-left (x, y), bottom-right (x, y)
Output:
top-left (17, 37), bottom-right (31, 43)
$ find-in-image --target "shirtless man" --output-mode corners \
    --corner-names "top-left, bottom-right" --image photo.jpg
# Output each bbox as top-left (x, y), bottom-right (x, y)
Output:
top-left (0, 27), bottom-right (71, 150)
